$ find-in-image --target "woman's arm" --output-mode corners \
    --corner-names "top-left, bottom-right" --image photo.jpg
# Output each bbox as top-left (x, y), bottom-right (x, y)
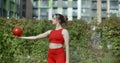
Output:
top-left (62, 29), bottom-right (69, 63)
top-left (19, 30), bottom-right (51, 40)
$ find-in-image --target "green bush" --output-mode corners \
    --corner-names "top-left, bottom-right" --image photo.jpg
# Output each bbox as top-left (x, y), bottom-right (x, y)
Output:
top-left (0, 18), bottom-right (53, 63)
top-left (97, 16), bottom-right (120, 63)
top-left (0, 17), bottom-right (119, 63)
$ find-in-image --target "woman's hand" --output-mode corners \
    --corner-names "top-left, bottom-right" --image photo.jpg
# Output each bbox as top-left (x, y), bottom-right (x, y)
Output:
top-left (13, 35), bottom-right (20, 38)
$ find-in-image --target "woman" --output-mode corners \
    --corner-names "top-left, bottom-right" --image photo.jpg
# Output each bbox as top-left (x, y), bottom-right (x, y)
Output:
top-left (16, 14), bottom-right (69, 63)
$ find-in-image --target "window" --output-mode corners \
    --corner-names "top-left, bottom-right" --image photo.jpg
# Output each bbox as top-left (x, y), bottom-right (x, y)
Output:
top-left (102, 11), bottom-right (106, 17)
top-left (40, 0), bottom-right (49, 7)
top-left (53, 1), bottom-right (58, 7)
top-left (62, 1), bottom-right (68, 8)
top-left (92, 10), bottom-right (97, 17)
top-left (10, 3), bottom-right (14, 11)
top-left (110, 1), bottom-right (118, 9)
top-left (73, 8), bottom-right (77, 16)
top-left (22, 4), bottom-right (26, 9)
top-left (92, 1), bottom-right (97, 9)
top-left (0, 0), bottom-right (1, 8)
top-left (22, 0), bottom-right (26, 9)
top-left (16, 0), bottom-right (20, 5)
top-left (33, 1), bottom-right (38, 8)
top-left (2, 9), bottom-right (7, 17)
top-left (52, 8), bottom-right (57, 15)
top-left (33, 8), bottom-right (38, 17)
top-left (81, 8), bottom-right (91, 16)
top-left (102, 17), bottom-right (107, 20)
top-left (0, 9), bottom-right (2, 16)
top-left (63, 8), bottom-right (67, 16)
top-left (72, 1), bottom-right (77, 8)
top-left (22, 0), bottom-right (26, 2)
top-left (40, 8), bottom-right (48, 19)
top-left (73, 16), bottom-right (77, 20)
top-left (22, 11), bottom-right (26, 17)
top-left (10, 11), bottom-right (13, 17)
top-left (40, 8), bottom-right (48, 15)
top-left (82, 0), bottom-right (91, 8)
top-left (102, 2), bottom-right (107, 9)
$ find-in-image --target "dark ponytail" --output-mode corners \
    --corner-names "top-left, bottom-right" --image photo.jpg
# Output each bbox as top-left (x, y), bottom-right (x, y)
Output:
top-left (54, 14), bottom-right (68, 25)
top-left (64, 16), bottom-right (68, 25)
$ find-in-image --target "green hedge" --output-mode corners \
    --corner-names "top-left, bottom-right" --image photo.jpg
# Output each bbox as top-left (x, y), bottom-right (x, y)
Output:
top-left (0, 18), bottom-right (53, 63)
top-left (97, 17), bottom-right (120, 63)
top-left (0, 17), bottom-right (119, 63)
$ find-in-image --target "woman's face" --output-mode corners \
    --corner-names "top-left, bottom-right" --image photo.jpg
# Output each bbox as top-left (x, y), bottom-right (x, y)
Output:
top-left (52, 15), bottom-right (59, 25)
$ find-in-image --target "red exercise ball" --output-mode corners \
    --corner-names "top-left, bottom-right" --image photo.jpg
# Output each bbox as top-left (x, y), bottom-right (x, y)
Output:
top-left (13, 27), bottom-right (23, 37)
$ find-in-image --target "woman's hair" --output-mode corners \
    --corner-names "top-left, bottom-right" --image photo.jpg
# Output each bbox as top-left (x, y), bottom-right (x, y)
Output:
top-left (53, 14), bottom-right (68, 24)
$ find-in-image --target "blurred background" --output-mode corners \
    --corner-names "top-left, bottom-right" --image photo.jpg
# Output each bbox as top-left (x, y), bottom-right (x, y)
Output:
top-left (0, 0), bottom-right (120, 22)
top-left (0, 0), bottom-right (120, 63)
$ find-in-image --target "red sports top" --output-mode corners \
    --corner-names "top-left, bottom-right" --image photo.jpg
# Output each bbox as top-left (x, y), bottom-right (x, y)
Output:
top-left (49, 29), bottom-right (64, 44)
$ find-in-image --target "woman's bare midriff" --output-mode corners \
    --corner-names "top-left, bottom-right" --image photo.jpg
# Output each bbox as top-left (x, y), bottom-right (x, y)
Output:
top-left (49, 43), bottom-right (63, 49)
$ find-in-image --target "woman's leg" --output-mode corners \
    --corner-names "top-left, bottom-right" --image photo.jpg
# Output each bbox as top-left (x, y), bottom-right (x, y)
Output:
top-left (56, 48), bottom-right (66, 63)
top-left (48, 47), bottom-right (66, 63)
top-left (48, 53), bottom-right (55, 63)
top-left (56, 52), bottom-right (66, 63)
top-left (48, 49), bottom-right (56, 63)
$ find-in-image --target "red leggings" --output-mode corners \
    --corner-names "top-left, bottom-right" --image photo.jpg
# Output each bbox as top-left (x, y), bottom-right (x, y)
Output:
top-left (47, 47), bottom-right (66, 63)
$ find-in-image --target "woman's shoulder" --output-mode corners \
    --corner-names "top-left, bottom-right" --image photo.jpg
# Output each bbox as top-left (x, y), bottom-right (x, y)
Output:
top-left (62, 28), bottom-right (68, 31)
top-left (62, 29), bottom-right (69, 34)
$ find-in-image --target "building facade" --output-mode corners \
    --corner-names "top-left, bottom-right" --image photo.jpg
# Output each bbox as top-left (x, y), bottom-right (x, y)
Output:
top-left (1, 0), bottom-right (120, 22)
top-left (0, 0), bottom-right (20, 18)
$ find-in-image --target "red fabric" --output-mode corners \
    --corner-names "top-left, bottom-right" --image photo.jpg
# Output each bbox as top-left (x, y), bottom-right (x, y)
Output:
top-left (47, 47), bottom-right (66, 63)
top-left (49, 29), bottom-right (64, 44)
